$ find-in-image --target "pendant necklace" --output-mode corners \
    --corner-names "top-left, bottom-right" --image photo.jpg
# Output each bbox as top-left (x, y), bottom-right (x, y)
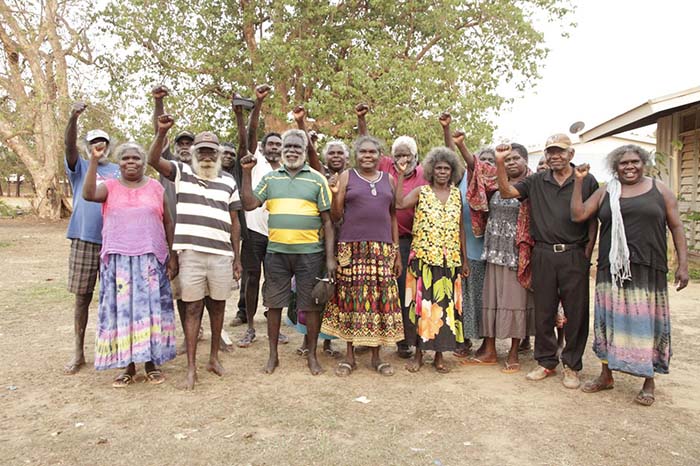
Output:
top-left (354, 169), bottom-right (382, 196)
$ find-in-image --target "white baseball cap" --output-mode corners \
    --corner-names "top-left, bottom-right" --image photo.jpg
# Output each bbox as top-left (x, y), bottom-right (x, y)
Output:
top-left (86, 129), bottom-right (110, 143)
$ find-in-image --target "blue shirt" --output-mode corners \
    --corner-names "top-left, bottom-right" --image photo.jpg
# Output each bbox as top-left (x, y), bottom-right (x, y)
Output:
top-left (65, 157), bottom-right (119, 244)
top-left (459, 172), bottom-right (485, 261)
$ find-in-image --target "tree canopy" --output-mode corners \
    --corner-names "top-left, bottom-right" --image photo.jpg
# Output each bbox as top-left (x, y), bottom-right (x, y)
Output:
top-left (101, 0), bottom-right (574, 152)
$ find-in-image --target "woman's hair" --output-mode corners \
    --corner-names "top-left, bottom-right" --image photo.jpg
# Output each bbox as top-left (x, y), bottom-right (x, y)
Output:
top-left (391, 135), bottom-right (418, 156)
top-left (114, 142), bottom-right (146, 161)
top-left (510, 142), bottom-right (528, 161)
top-left (352, 135), bottom-right (384, 156)
top-left (422, 146), bottom-right (464, 185)
top-left (606, 144), bottom-right (651, 174)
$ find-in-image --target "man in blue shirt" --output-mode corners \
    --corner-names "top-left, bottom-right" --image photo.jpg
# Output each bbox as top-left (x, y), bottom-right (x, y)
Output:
top-left (63, 101), bottom-right (119, 374)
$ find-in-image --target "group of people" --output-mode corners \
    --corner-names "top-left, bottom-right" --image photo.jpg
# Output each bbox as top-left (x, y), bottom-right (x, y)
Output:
top-left (62, 84), bottom-right (689, 405)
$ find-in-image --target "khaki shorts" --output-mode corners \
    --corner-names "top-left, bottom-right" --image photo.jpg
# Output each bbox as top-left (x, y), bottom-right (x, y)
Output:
top-left (178, 249), bottom-right (233, 302)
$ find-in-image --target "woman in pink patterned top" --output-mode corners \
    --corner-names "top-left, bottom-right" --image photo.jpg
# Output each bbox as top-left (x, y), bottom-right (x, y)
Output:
top-left (83, 142), bottom-right (177, 387)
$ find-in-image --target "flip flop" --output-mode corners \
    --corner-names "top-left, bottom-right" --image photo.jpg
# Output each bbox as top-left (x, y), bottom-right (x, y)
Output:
top-left (296, 347), bottom-right (310, 357)
top-left (581, 378), bottom-right (614, 393)
top-left (375, 362), bottom-right (395, 377)
top-left (145, 369), bottom-right (165, 385)
top-left (459, 357), bottom-right (498, 366)
top-left (452, 349), bottom-right (470, 359)
top-left (323, 347), bottom-right (341, 358)
top-left (501, 362), bottom-right (521, 374)
top-left (634, 390), bottom-right (655, 406)
top-left (334, 362), bottom-right (355, 377)
top-left (112, 373), bottom-right (134, 388)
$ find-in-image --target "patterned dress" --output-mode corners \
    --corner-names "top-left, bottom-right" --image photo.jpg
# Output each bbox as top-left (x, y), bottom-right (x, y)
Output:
top-left (94, 179), bottom-right (176, 370)
top-left (405, 185), bottom-right (464, 352)
top-left (594, 180), bottom-right (671, 378)
top-left (321, 170), bottom-right (404, 346)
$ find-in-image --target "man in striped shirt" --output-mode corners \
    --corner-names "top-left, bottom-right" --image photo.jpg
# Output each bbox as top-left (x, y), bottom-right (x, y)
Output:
top-left (148, 114), bottom-right (242, 390)
top-left (240, 129), bottom-right (337, 376)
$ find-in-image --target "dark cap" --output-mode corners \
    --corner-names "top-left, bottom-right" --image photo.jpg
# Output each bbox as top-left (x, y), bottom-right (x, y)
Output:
top-left (174, 131), bottom-right (195, 143)
top-left (193, 131), bottom-right (220, 151)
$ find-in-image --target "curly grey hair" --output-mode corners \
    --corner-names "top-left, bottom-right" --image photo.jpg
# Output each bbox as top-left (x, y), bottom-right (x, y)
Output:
top-left (422, 146), bottom-right (464, 185)
top-left (114, 142), bottom-right (146, 161)
top-left (606, 144), bottom-right (651, 174)
top-left (322, 140), bottom-right (350, 159)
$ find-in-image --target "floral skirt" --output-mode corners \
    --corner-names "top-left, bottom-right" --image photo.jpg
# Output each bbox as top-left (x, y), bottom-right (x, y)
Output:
top-left (405, 254), bottom-right (464, 352)
top-left (95, 253), bottom-right (176, 370)
top-left (593, 264), bottom-right (670, 378)
top-left (321, 241), bottom-right (404, 346)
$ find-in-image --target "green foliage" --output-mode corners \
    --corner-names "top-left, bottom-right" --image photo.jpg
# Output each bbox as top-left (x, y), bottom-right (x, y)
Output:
top-left (99, 0), bottom-right (574, 152)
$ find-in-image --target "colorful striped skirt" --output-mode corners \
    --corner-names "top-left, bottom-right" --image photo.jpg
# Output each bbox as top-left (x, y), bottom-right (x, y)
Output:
top-left (593, 264), bottom-right (671, 378)
top-left (321, 241), bottom-right (404, 346)
top-left (95, 253), bottom-right (177, 370)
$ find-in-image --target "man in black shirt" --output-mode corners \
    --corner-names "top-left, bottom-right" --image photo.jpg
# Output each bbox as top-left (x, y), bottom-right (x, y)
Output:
top-left (496, 134), bottom-right (598, 389)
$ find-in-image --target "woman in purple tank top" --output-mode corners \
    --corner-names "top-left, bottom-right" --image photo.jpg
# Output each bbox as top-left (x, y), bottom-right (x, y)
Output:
top-left (83, 142), bottom-right (177, 388)
top-left (321, 135), bottom-right (404, 377)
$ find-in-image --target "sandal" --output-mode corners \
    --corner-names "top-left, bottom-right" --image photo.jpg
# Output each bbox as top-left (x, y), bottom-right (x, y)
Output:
top-left (375, 362), bottom-right (394, 377)
top-left (278, 333), bottom-right (289, 345)
top-left (334, 362), bottom-right (355, 377)
top-left (296, 347), bottom-right (310, 357)
top-left (323, 347), bottom-right (341, 358)
top-left (237, 328), bottom-right (256, 348)
top-left (112, 373), bottom-right (134, 388)
top-left (634, 390), bottom-right (655, 406)
top-left (581, 378), bottom-right (614, 393)
top-left (501, 362), bottom-right (521, 374)
top-left (452, 348), bottom-right (470, 359)
top-left (145, 369), bottom-right (165, 385)
top-left (459, 357), bottom-right (497, 366)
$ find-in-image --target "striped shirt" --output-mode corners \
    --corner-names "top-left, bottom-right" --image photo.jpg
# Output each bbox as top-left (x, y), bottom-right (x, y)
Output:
top-left (254, 164), bottom-right (331, 254)
top-left (171, 161), bottom-right (242, 256)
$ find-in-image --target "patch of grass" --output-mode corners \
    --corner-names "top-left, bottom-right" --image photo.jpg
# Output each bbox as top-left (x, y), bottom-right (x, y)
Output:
top-left (15, 283), bottom-right (71, 307)
top-left (0, 200), bottom-right (16, 217)
top-left (0, 240), bottom-right (12, 248)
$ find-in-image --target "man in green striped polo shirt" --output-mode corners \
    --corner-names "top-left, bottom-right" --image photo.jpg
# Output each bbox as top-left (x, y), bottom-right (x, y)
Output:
top-left (240, 129), bottom-right (336, 376)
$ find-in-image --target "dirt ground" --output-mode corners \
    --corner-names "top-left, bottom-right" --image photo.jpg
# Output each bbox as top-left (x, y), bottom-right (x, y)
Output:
top-left (1, 218), bottom-right (699, 466)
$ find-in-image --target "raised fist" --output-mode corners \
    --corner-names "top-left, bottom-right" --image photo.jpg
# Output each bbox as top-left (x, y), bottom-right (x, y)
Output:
top-left (157, 114), bottom-right (175, 133)
top-left (574, 163), bottom-right (590, 180)
top-left (438, 112), bottom-right (452, 128)
top-left (90, 141), bottom-right (107, 160)
top-left (239, 152), bottom-right (257, 171)
top-left (309, 130), bottom-right (319, 145)
top-left (151, 85), bottom-right (169, 99)
top-left (452, 130), bottom-right (465, 146)
top-left (71, 101), bottom-right (87, 117)
top-left (292, 106), bottom-right (306, 123)
top-left (355, 103), bottom-right (369, 118)
top-left (494, 143), bottom-right (511, 161)
top-left (255, 84), bottom-right (271, 101)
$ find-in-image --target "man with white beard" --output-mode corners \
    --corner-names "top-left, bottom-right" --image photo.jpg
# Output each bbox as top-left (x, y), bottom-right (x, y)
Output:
top-left (148, 114), bottom-right (242, 390)
top-left (240, 129), bottom-right (336, 376)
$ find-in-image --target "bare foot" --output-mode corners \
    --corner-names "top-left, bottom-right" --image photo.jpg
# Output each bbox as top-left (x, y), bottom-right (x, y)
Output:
top-left (206, 358), bottom-right (225, 377)
top-left (63, 356), bottom-right (85, 375)
top-left (184, 369), bottom-right (197, 390)
top-left (406, 356), bottom-right (423, 373)
top-left (307, 355), bottom-right (324, 376)
top-left (262, 356), bottom-right (279, 374)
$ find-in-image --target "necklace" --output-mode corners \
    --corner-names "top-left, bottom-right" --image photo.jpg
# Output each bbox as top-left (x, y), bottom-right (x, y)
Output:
top-left (354, 169), bottom-right (382, 196)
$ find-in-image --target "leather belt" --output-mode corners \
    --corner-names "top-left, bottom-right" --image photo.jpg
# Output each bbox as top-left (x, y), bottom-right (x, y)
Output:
top-left (535, 242), bottom-right (582, 253)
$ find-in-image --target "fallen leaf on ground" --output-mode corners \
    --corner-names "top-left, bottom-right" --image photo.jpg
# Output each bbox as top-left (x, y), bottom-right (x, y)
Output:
top-left (353, 396), bottom-right (371, 404)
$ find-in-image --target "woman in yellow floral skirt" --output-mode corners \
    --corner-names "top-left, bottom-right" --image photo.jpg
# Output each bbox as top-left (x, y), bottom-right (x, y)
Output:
top-left (395, 146), bottom-right (469, 373)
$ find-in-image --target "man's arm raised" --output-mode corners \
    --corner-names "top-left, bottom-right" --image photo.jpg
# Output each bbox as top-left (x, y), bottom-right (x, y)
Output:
top-left (247, 84), bottom-right (270, 154)
top-left (148, 114), bottom-right (176, 180)
top-left (65, 101), bottom-right (86, 171)
top-left (293, 105), bottom-right (323, 173)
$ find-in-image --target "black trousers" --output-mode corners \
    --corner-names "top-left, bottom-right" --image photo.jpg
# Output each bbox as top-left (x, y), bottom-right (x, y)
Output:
top-left (531, 244), bottom-right (590, 371)
top-left (396, 236), bottom-right (413, 348)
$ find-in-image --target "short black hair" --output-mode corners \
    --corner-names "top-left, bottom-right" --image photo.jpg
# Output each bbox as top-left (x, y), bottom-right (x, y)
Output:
top-left (262, 132), bottom-right (282, 147)
top-left (510, 142), bottom-right (528, 161)
top-left (221, 142), bottom-right (236, 152)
